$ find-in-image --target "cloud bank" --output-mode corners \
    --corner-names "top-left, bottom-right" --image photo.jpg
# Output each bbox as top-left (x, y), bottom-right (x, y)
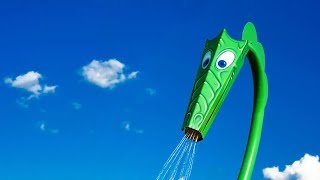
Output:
top-left (263, 154), bottom-right (320, 180)
top-left (81, 59), bottom-right (138, 88)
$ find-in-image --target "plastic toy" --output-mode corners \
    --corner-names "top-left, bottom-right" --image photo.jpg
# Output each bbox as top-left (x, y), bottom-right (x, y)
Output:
top-left (181, 22), bottom-right (268, 180)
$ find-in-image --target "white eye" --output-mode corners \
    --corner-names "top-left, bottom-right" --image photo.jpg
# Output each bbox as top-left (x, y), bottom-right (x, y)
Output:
top-left (215, 51), bottom-right (235, 70)
top-left (202, 51), bottom-right (212, 69)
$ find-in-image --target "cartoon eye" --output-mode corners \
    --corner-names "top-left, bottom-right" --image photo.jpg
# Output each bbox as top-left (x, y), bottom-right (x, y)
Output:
top-left (202, 51), bottom-right (212, 69)
top-left (216, 51), bottom-right (235, 70)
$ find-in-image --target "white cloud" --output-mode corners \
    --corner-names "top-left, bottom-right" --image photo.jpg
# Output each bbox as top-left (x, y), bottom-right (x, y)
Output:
top-left (263, 154), bottom-right (320, 180)
top-left (5, 71), bottom-right (42, 95)
top-left (43, 85), bottom-right (57, 93)
top-left (40, 122), bottom-right (46, 131)
top-left (121, 121), bottom-right (143, 134)
top-left (134, 129), bottom-right (144, 134)
top-left (4, 71), bottom-right (58, 99)
top-left (146, 88), bottom-right (156, 96)
top-left (128, 71), bottom-right (139, 79)
top-left (123, 121), bottom-right (131, 131)
top-left (39, 121), bottom-right (59, 134)
top-left (16, 98), bottom-right (30, 108)
top-left (48, 129), bottom-right (59, 134)
top-left (81, 59), bottom-right (138, 88)
top-left (72, 102), bottom-right (82, 110)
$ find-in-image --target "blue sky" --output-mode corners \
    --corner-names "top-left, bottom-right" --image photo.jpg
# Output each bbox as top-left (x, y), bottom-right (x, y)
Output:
top-left (0, 0), bottom-right (320, 179)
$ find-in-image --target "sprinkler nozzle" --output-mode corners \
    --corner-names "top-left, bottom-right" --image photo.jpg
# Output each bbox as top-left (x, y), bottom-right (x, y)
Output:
top-left (185, 128), bottom-right (202, 142)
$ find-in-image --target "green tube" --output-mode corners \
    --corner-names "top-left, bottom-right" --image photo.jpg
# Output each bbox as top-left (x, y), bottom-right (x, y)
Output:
top-left (181, 22), bottom-right (268, 179)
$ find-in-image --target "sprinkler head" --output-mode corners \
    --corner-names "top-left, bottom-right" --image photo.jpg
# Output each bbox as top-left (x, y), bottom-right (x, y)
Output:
top-left (181, 22), bottom-right (268, 179)
top-left (182, 29), bottom-right (250, 141)
top-left (185, 128), bottom-right (202, 142)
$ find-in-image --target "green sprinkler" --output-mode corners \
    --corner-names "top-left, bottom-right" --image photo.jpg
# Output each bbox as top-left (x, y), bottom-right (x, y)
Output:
top-left (182, 22), bottom-right (268, 180)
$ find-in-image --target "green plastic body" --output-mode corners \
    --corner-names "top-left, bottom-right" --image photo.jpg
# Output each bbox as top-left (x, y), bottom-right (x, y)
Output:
top-left (181, 22), bottom-right (268, 180)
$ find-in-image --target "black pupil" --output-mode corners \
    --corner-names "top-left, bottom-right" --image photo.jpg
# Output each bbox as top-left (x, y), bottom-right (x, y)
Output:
top-left (203, 58), bottom-right (210, 67)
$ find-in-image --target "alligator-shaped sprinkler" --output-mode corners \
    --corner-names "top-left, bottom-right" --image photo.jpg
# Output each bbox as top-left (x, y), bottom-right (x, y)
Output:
top-left (182, 22), bottom-right (268, 180)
